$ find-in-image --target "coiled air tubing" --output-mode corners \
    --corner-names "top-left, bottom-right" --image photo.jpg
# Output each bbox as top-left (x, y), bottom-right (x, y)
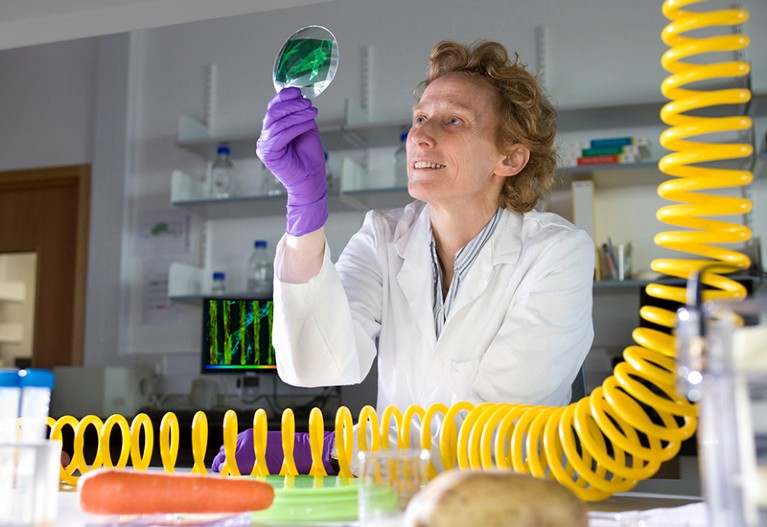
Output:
top-left (50, 0), bottom-right (755, 501)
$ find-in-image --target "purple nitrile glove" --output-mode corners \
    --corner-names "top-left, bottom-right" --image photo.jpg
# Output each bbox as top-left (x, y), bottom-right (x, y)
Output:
top-left (211, 429), bottom-right (336, 475)
top-left (256, 87), bottom-right (328, 237)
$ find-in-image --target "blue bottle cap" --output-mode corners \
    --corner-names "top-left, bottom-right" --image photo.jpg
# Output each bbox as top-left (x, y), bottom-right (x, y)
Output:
top-left (217, 145), bottom-right (231, 155)
top-left (0, 369), bottom-right (19, 387)
top-left (212, 271), bottom-right (226, 280)
top-left (400, 132), bottom-right (408, 142)
top-left (255, 240), bottom-right (267, 248)
top-left (18, 369), bottom-right (54, 390)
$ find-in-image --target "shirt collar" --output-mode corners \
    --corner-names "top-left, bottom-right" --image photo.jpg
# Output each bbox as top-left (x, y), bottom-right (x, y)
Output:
top-left (430, 208), bottom-right (502, 335)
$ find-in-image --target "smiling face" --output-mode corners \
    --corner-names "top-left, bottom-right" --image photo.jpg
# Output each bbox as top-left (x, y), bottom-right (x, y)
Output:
top-left (406, 72), bottom-right (525, 216)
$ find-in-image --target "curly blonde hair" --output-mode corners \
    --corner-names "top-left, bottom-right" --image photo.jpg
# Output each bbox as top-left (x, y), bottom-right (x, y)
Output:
top-left (418, 40), bottom-right (558, 212)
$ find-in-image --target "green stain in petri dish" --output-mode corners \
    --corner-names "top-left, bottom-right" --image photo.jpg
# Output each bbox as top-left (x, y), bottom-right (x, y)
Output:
top-left (276, 38), bottom-right (334, 87)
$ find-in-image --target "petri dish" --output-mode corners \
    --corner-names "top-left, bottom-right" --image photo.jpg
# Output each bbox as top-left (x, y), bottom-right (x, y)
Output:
top-left (272, 25), bottom-right (339, 99)
top-left (250, 475), bottom-right (359, 522)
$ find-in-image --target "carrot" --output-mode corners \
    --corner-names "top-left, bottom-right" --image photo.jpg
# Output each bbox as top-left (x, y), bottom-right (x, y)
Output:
top-left (77, 468), bottom-right (274, 515)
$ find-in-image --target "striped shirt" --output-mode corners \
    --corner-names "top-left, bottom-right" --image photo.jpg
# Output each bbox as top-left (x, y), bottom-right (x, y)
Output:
top-left (429, 208), bottom-right (502, 337)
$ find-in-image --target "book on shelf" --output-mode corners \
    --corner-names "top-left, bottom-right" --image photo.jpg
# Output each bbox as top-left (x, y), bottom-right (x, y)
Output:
top-left (560, 135), bottom-right (652, 168)
top-left (576, 153), bottom-right (638, 166)
top-left (583, 136), bottom-right (651, 159)
top-left (588, 136), bottom-right (647, 149)
top-left (580, 144), bottom-right (647, 157)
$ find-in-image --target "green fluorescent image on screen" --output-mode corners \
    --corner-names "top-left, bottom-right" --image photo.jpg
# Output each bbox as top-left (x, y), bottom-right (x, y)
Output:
top-left (201, 298), bottom-right (276, 374)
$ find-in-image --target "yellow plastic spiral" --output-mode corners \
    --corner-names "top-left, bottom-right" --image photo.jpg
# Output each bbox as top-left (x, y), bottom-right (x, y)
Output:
top-left (50, 0), bottom-right (753, 502)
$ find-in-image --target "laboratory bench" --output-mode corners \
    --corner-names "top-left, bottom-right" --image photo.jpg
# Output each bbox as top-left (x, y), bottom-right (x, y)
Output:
top-left (54, 485), bottom-right (708, 526)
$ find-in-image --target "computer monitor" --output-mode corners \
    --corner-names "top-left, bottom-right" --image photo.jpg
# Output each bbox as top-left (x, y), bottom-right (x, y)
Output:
top-left (201, 297), bottom-right (277, 374)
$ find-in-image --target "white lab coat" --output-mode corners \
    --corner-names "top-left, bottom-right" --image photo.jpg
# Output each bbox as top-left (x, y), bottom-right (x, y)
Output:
top-left (273, 201), bottom-right (594, 413)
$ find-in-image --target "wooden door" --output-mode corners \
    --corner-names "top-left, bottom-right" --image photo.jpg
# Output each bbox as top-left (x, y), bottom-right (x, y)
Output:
top-left (0, 165), bottom-right (90, 368)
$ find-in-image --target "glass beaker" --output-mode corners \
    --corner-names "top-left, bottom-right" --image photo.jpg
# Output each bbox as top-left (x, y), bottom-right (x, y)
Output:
top-left (358, 448), bottom-right (430, 526)
top-left (678, 295), bottom-right (767, 527)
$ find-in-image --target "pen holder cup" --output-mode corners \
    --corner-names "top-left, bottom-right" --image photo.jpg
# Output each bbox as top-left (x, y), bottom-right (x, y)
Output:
top-left (0, 440), bottom-right (61, 526)
top-left (598, 241), bottom-right (632, 281)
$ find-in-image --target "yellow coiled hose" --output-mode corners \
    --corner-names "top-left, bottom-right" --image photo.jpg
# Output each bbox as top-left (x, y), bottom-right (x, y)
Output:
top-left (50, 0), bottom-right (754, 502)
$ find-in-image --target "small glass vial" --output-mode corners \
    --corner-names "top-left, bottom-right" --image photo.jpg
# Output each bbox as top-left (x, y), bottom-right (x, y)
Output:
top-left (211, 271), bottom-right (226, 294)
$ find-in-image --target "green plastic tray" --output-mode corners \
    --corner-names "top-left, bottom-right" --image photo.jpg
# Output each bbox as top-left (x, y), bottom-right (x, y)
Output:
top-left (249, 475), bottom-right (363, 523)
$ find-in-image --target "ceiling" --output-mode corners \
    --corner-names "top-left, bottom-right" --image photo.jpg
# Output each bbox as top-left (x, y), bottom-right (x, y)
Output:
top-left (0, 0), bottom-right (332, 51)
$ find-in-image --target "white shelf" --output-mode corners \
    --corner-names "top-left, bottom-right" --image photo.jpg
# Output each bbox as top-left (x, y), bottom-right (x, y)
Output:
top-left (170, 190), bottom-right (413, 220)
top-left (0, 282), bottom-right (25, 343)
top-left (170, 274), bottom-right (712, 304)
top-left (177, 98), bottom-right (409, 160)
top-left (556, 153), bottom-right (766, 191)
top-left (176, 99), bottom-right (671, 160)
top-left (0, 322), bottom-right (23, 343)
top-left (171, 158), bottom-right (412, 220)
top-left (0, 281), bottom-right (25, 302)
top-left (557, 161), bottom-right (666, 189)
top-left (168, 263), bottom-right (275, 302)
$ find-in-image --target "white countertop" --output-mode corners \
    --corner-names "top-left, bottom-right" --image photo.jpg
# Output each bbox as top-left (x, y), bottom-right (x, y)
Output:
top-left (56, 490), bottom-right (351, 527)
top-left (55, 489), bottom-right (709, 527)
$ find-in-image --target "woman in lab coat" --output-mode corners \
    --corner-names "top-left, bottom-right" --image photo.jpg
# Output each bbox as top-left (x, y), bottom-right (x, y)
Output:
top-left (212, 39), bottom-right (594, 475)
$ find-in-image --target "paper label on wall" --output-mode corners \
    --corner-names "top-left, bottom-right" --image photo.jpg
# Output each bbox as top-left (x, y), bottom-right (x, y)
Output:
top-left (142, 259), bottom-right (180, 325)
top-left (138, 209), bottom-right (190, 256)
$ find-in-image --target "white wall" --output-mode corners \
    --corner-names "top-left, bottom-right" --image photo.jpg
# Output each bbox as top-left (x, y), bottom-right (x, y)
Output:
top-left (1, 0), bottom-right (766, 407)
top-left (0, 38), bottom-right (97, 170)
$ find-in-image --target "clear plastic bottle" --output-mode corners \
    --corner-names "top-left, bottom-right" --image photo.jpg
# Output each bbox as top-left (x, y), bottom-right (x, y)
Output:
top-left (247, 240), bottom-right (273, 296)
top-left (394, 132), bottom-right (408, 188)
top-left (210, 145), bottom-right (233, 198)
top-left (211, 271), bottom-right (226, 294)
top-left (262, 167), bottom-right (285, 196)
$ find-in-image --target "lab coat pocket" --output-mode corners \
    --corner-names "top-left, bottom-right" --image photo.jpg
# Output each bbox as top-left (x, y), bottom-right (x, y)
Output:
top-left (449, 356), bottom-right (482, 394)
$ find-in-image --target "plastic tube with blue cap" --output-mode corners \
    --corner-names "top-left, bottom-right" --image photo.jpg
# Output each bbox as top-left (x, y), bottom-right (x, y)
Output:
top-left (0, 369), bottom-right (20, 444)
top-left (2, 369), bottom-right (59, 526)
top-left (17, 369), bottom-right (54, 442)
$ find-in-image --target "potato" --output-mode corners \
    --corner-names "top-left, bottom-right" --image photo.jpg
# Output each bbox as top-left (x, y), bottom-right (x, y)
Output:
top-left (403, 470), bottom-right (588, 527)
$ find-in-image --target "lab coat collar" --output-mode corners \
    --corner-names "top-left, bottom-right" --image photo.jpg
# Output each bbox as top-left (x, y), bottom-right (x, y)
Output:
top-left (392, 201), bottom-right (429, 259)
top-left (394, 202), bottom-right (437, 349)
top-left (442, 208), bottom-right (523, 317)
top-left (391, 203), bottom-right (524, 265)
top-left (489, 207), bottom-right (524, 265)
top-left (392, 204), bottom-right (526, 343)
